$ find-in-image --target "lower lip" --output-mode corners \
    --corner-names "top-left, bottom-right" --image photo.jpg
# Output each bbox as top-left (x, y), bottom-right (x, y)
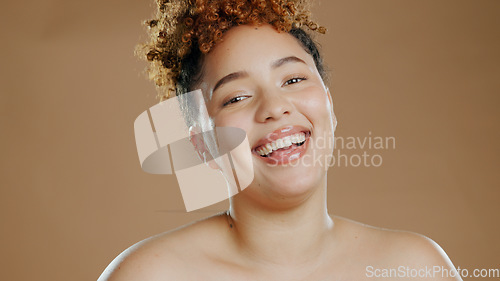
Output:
top-left (253, 135), bottom-right (310, 165)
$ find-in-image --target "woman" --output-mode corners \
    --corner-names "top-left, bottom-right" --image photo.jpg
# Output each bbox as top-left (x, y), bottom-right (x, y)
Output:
top-left (99, 0), bottom-right (461, 280)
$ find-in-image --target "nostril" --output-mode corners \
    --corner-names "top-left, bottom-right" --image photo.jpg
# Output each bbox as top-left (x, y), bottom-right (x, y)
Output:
top-left (264, 110), bottom-right (289, 121)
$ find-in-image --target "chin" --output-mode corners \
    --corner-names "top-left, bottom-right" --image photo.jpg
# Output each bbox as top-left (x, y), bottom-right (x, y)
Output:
top-left (242, 164), bottom-right (326, 207)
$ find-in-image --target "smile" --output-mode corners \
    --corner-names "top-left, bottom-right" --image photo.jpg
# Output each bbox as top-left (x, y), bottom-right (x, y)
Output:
top-left (255, 132), bottom-right (307, 156)
top-left (252, 125), bottom-right (311, 165)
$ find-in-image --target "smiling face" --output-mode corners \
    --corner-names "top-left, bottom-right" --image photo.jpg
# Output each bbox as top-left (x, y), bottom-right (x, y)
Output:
top-left (197, 24), bottom-right (337, 207)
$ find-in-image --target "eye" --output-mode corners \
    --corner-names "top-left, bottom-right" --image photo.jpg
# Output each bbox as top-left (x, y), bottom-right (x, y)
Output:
top-left (223, 95), bottom-right (248, 107)
top-left (283, 76), bottom-right (307, 86)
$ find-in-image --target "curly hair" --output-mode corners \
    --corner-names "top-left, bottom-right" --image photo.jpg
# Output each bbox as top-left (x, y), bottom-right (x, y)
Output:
top-left (137, 0), bottom-right (326, 101)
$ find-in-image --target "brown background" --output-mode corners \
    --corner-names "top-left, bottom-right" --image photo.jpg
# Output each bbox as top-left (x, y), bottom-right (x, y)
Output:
top-left (0, 0), bottom-right (498, 280)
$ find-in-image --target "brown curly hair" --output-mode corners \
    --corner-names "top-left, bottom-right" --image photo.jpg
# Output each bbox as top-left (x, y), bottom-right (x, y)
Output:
top-left (136, 0), bottom-right (326, 101)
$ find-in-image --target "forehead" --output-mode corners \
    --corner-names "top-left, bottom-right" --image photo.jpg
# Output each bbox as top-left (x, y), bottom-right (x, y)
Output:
top-left (202, 25), bottom-right (314, 81)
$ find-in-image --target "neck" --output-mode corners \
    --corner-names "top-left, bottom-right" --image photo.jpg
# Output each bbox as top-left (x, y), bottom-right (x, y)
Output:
top-left (226, 177), bottom-right (334, 269)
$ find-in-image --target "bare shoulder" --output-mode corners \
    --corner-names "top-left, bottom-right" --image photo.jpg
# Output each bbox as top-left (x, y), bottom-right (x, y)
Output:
top-left (331, 216), bottom-right (461, 280)
top-left (97, 212), bottom-right (228, 281)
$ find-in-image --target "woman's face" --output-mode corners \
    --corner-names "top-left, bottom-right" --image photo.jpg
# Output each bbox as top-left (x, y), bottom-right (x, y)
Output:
top-left (198, 24), bottom-right (336, 205)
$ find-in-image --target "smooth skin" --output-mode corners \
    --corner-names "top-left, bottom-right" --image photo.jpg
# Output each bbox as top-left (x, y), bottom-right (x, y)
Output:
top-left (98, 25), bottom-right (462, 281)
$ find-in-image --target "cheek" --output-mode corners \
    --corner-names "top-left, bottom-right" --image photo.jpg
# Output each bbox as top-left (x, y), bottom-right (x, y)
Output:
top-left (295, 89), bottom-right (331, 122)
top-left (212, 110), bottom-right (253, 134)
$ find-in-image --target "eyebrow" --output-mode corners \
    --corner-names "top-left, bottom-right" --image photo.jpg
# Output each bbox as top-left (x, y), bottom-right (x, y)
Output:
top-left (271, 56), bottom-right (307, 69)
top-left (213, 71), bottom-right (249, 93)
top-left (212, 56), bottom-right (307, 93)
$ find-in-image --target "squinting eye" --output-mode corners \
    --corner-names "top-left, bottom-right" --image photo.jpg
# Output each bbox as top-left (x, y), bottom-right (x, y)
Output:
top-left (283, 77), bottom-right (307, 86)
top-left (223, 96), bottom-right (248, 107)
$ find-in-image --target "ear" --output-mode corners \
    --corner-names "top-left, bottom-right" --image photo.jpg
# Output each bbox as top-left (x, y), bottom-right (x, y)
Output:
top-left (326, 88), bottom-right (338, 131)
top-left (188, 126), bottom-right (220, 170)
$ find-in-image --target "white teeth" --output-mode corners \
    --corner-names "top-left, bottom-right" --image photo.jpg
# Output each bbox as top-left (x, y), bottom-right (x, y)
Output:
top-left (276, 139), bottom-right (284, 148)
top-left (265, 143), bottom-right (273, 152)
top-left (255, 132), bottom-right (307, 156)
top-left (298, 133), bottom-right (305, 142)
top-left (271, 142), bottom-right (277, 150)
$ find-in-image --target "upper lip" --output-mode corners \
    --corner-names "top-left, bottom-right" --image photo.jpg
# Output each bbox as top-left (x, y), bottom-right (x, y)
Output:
top-left (251, 125), bottom-right (311, 152)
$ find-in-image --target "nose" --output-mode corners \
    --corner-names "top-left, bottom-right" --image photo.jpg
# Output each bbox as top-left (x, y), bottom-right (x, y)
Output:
top-left (255, 89), bottom-right (293, 123)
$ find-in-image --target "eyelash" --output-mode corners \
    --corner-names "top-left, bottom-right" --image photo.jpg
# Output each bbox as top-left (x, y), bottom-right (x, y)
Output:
top-left (222, 76), bottom-right (307, 107)
top-left (283, 76), bottom-right (307, 86)
top-left (223, 96), bottom-right (248, 107)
